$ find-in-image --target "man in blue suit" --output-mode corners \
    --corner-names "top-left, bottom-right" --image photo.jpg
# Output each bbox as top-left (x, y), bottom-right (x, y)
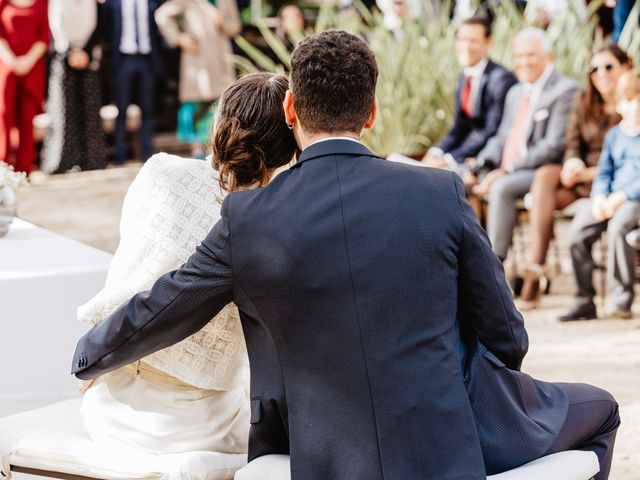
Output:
top-left (102, 0), bottom-right (165, 164)
top-left (423, 16), bottom-right (517, 173)
top-left (72, 30), bottom-right (619, 479)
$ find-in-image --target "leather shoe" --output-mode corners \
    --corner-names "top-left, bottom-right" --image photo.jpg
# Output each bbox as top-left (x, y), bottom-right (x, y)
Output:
top-left (558, 303), bottom-right (597, 322)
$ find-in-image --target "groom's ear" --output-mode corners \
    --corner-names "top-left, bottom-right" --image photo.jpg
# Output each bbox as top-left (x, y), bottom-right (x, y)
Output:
top-left (363, 98), bottom-right (377, 130)
top-left (283, 90), bottom-right (297, 128)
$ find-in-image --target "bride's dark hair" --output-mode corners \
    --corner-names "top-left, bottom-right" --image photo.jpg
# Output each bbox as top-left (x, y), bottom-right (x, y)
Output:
top-left (212, 72), bottom-right (297, 192)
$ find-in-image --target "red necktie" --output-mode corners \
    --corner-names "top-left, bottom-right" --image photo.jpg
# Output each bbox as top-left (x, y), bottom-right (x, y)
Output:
top-left (461, 75), bottom-right (473, 117)
top-left (501, 91), bottom-right (532, 170)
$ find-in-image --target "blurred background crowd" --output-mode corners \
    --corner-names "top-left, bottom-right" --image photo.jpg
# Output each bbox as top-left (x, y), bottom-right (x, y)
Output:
top-left (1, 0), bottom-right (639, 318)
top-left (0, 0), bottom-right (637, 175)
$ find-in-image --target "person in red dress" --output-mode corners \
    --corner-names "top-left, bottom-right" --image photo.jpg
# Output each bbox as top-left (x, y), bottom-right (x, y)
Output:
top-left (0, 0), bottom-right (48, 174)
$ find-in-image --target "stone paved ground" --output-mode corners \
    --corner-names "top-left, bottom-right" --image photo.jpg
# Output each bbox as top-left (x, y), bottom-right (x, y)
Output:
top-left (13, 165), bottom-right (640, 479)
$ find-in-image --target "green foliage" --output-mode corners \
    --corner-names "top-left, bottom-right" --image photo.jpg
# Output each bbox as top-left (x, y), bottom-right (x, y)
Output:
top-left (235, 1), bottom-right (617, 155)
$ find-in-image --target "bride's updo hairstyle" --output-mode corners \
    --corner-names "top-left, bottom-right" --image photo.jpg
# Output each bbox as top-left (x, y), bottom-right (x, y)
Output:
top-left (212, 72), bottom-right (297, 192)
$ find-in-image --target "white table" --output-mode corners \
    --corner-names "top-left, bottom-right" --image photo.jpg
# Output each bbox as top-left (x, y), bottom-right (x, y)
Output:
top-left (0, 219), bottom-right (112, 417)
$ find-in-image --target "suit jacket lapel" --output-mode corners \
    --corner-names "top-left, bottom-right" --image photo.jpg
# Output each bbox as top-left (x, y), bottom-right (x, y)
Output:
top-left (524, 69), bottom-right (558, 142)
top-left (473, 60), bottom-right (492, 117)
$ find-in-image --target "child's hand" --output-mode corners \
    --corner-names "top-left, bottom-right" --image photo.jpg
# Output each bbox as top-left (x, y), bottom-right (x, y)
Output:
top-left (603, 191), bottom-right (628, 218)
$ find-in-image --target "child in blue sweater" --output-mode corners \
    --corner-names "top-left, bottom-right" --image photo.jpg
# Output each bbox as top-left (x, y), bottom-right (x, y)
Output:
top-left (560, 69), bottom-right (640, 321)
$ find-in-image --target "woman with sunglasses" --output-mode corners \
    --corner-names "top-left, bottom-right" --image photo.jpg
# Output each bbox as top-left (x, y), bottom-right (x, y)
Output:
top-left (518, 44), bottom-right (631, 311)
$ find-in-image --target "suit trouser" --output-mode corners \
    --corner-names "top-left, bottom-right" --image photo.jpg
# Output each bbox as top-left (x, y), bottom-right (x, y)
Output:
top-left (544, 382), bottom-right (619, 480)
top-left (568, 199), bottom-right (640, 310)
top-left (114, 55), bottom-right (155, 164)
top-left (487, 170), bottom-right (536, 259)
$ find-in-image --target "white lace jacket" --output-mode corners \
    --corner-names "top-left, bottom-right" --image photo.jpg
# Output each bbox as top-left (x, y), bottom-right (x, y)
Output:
top-left (77, 153), bottom-right (247, 391)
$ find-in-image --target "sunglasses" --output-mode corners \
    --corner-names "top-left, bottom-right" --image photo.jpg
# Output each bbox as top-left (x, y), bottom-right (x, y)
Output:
top-left (589, 63), bottom-right (616, 75)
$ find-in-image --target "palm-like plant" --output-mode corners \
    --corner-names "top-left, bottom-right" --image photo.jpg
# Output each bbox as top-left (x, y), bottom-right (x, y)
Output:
top-left (234, 0), bottom-right (620, 156)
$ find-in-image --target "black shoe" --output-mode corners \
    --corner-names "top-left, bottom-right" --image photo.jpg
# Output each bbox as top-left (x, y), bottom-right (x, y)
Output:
top-left (558, 303), bottom-right (597, 322)
top-left (510, 275), bottom-right (524, 298)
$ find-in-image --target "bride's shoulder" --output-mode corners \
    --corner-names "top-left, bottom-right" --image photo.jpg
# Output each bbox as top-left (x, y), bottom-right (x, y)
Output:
top-left (135, 153), bottom-right (220, 187)
top-left (141, 153), bottom-right (214, 175)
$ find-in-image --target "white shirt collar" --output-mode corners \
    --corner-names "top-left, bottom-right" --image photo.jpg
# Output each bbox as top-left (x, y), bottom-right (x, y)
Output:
top-left (463, 58), bottom-right (489, 78)
top-left (307, 136), bottom-right (362, 148)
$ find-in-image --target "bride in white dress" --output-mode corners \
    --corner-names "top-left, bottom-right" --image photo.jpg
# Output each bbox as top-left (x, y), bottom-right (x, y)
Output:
top-left (77, 72), bottom-right (297, 454)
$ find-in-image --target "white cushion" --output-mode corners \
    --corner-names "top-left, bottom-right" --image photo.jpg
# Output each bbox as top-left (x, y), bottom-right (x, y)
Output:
top-left (234, 451), bottom-right (599, 480)
top-left (489, 451), bottom-right (599, 480)
top-left (234, 455), bottom-right (290, 480)
top-left (0, 399), bottom-right (246, 480)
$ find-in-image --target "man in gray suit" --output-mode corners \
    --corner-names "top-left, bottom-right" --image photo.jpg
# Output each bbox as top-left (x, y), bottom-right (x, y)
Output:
top-left (466, 28), bottom-right (580, 261)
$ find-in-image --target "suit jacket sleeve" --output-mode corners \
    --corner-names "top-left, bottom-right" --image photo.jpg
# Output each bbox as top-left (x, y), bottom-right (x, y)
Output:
top-left (453, 173), bottom-right (528, 370)
top-left (513, 81), bottom-right (580, 170)
top-left (591, 130), bottom-right (615, 199)
top-left (71, 197), bottom-right (235, 379)
top-left (219, 0), bottom-right (241, 37)
top-left (448, 70), bottom-right (517, 162)
top-left (154, 0), bottom-right (184, 47)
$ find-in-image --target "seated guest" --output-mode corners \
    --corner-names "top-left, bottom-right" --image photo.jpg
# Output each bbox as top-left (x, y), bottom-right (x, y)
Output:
top-left (560, 69), bottom-right (640, 321)
top-left (423, 15), bottom-right (517, 172)
top-left (518, 45), bottom-right (631, 310)
top-left (466, 27), bottom-right (579, 262)
top-left (77, 72), bottom-right (297, 453)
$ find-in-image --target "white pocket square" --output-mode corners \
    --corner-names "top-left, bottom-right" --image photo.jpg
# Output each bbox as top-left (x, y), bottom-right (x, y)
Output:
top-left (533, 109), bottom-right (550, 122)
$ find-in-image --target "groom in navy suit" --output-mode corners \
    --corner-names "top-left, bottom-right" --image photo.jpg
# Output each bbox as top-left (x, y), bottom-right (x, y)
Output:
top-left (73, 30), bottom-right (619, 479)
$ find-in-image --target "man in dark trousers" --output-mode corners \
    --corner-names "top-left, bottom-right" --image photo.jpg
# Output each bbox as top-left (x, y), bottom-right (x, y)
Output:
top-left (423, 15), bottom-right (517, 173)
top-left (102, 0), bottom-right (165, 165)
top-left (73, 30), bottom-right (619, 480)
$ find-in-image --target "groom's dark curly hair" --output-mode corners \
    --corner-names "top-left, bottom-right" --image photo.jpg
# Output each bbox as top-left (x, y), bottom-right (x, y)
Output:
top-left (289, 30), bottom-right (378, 135)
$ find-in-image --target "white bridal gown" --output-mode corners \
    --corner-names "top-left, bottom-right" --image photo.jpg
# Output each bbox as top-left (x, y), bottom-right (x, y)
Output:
top-left (78, 153), bottom-right (250, 454)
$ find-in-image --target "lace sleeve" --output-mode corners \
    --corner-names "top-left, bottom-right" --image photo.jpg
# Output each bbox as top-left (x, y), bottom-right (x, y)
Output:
top-left (77, 153), bottom-right (246, 390)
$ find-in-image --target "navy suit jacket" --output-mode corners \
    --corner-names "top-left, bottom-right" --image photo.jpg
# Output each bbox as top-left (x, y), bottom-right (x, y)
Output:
top-left (438, 60), bottom-right (517, 164)
top-left (101, 0), bottom-right (166, 77)
top-left (73, 140), bottom-right (554, 479)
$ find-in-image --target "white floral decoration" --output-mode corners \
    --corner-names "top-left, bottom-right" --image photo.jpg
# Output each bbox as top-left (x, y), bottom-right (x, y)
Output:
top-left (0, 161), bottom-right (28, 207)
